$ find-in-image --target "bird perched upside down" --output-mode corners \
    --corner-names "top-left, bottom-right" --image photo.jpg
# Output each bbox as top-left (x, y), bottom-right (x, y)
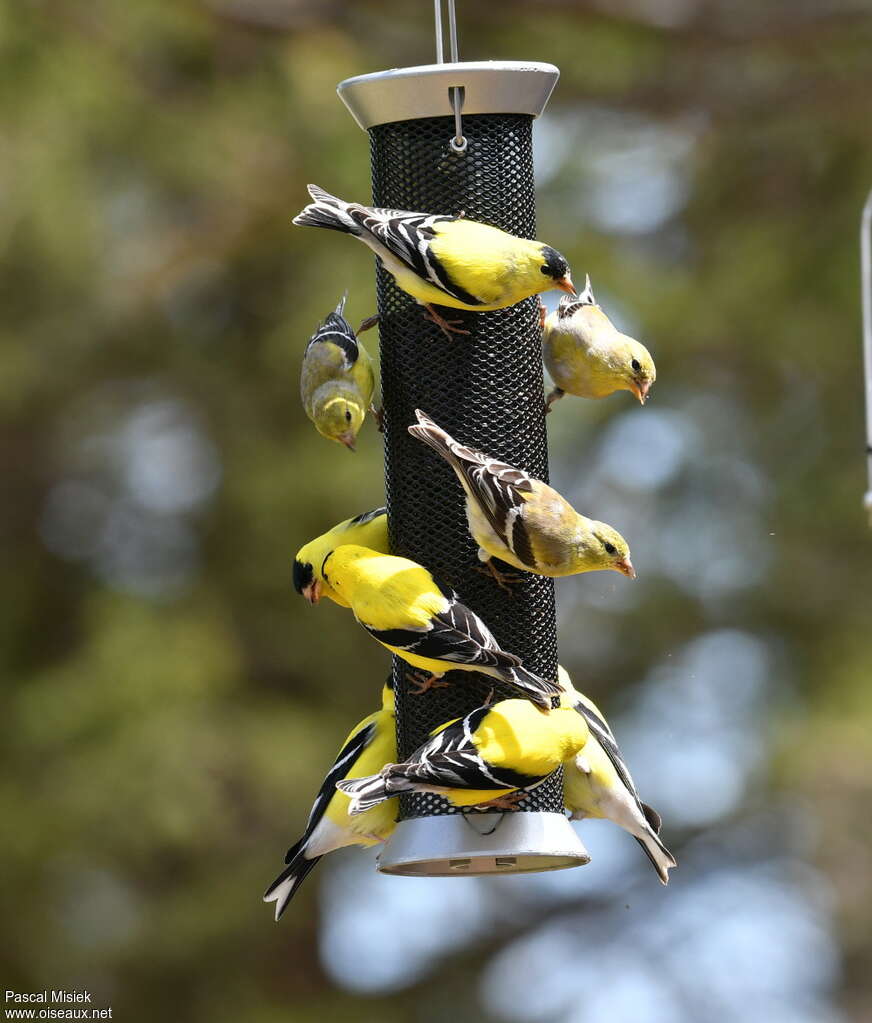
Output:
top-left (338, 697), bottom-right (588, 814)
top-left (319, 544), bottom-right (561, 710)
top-left (263, 678), bottom-right (397, 920)
top-left (542, 276), bottom-right (656, 408)
top-left (557, 666), bottom-right (676, 884)
top-left (293, 184), bottom-right (576, 338)
top-left (293, 506), bottom-right (389, 607)
top-left (300, 292), bottom-right (378, 451)
top-left (408, 409), bottom-right (634, 587)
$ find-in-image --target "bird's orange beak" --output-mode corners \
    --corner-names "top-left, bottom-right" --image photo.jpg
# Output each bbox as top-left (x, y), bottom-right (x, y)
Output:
top-left (338, 432), bottom-right (356, 452)
top-left (302, 579), bottom-right (323, 605)
top-left (555, 274), bottom-right (576, 295)
top-left (615, 556), bottom-right (636, 579)
top-left (630, 379), bottom-right (652, 405)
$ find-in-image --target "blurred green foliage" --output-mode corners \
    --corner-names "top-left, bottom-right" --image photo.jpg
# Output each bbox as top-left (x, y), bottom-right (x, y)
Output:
top-left (2, 1), bottom-right (872, 1021)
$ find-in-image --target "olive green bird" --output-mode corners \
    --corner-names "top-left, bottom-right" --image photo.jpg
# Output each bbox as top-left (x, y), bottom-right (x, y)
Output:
top-left (542, 276), bottom-right (656, 409)
top-left (293, 184), bottom-right (576, 338)
top-left (408, 410), bottom-right (635, 589)
top-left (300, 293), bottom-right (377, 451)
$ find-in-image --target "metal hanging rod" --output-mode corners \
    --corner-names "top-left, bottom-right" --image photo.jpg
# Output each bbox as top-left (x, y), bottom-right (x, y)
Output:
top-left (434, 0), bottom-right (467, 153)
top-left (862, 189), bottom-right (872, 523)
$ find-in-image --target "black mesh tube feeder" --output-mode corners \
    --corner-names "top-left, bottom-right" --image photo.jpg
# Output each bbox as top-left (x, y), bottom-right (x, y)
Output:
top-left (336, 15), bottom-right (589, 877)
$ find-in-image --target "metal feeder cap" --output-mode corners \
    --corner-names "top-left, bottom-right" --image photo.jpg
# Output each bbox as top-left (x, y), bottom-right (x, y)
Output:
top-left (337, 61), bottom-right (560, 131)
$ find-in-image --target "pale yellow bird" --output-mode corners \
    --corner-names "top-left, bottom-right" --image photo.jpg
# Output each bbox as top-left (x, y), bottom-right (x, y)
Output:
top-left (558, 666), bottom-right (676, 884)
top-left (300, 293), bottom-right (378, 451)
top-left (293, 184), bottom-right (576, 338)
top-left (408, 409), bottom-right (634, 589)
top-left (542, 276), bottom-right (655, 409)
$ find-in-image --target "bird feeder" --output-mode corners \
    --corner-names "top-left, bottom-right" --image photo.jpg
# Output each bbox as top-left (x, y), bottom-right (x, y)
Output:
top-left (337, 1), bottom-right (589, 876)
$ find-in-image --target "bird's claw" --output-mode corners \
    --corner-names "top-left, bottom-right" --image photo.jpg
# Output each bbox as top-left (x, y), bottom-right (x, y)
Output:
top-left (407, 671), bottom-right (451, 695)
top-left (356, 314), bottom-right (380, 335)
top-left (370, 403), bottom-right (385, 433)
top-left (423, 304), bottom-right (471, 339)
top-left (474, 561), bottom-right (523, 594)
top-left (544, 388), bottom-right (564, 415)
top-left (472, 791), bottom-right (528, 813)
top-left (538, 298), bottom-right (547, 331)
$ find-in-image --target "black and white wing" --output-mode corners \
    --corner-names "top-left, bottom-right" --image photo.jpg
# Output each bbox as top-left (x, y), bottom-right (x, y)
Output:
top-left (392, 707), bottom-right (541, 792)
top-left (288, 720), bottom-right (378, 860)
top-left (298, 185), bottom-right (482, 307)
top-left (409, 410), bottom-right (537, 567)
top-left (573, 698), bottom-right (645, 812)
top-left (346, 506), bottom-right (387, 528)
top-left (305, 291), bottom-right (360, 369)
top-left (362, 593), bottom-right (521, 673)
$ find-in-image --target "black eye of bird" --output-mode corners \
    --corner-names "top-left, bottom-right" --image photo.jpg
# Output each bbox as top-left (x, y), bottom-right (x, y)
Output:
top-left (631, 358), bottom-right (641, 373)
top-left (603, 542), bottom-right (617, 555)
top-left (345, 410), bottom-right (352, 423)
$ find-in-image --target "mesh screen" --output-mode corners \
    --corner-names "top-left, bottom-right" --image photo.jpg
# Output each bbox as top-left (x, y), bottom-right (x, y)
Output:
top-left (370, 112), bottom-right (562, 820)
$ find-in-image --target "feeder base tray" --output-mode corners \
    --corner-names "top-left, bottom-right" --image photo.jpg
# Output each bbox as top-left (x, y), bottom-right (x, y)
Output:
top-left (377, 812), bottom-right (589, 877)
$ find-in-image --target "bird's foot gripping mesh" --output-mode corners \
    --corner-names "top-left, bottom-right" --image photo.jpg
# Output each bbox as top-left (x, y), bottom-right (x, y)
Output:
top-left (370, 113), bottom-right (563, 821)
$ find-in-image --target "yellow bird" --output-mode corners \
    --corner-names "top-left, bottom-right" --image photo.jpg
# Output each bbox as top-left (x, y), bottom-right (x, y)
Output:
top-left (319, 544), bottom-right (561, 710)
top-left (542, 276), bottom-right (656, 409)
top-left (293, 184), bottom-right (576, 338)
top-left (300, 293), bottom-right (377, 451)
top-left (558, 667), bottom-right (676, 884)
top-left (338, 697), bottom-right (588, 813)
top-left (408, 409), bottom-right (634, 589)
top-left (293, 507), bottom-right (389, 607)
top-left (263, 678), bottom-right (397, 919)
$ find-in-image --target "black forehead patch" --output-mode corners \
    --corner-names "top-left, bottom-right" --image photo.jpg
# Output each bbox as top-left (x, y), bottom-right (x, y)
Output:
top-left (292, 559), bottom-right (314, 595)
top-left (540, 245), bottom-right (568, 280)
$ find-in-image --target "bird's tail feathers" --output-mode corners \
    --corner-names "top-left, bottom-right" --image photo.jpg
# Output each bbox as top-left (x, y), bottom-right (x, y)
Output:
top-left (263, 851), bottom-right (322, 921)
top-left (336, 771), bottom-right (393, 815)
top-left (334, 290), bottom-right (348, 317)
top-left (557, 275), bottom-right (596, 318)
top-left (641, 801), bottom-right (662, 833)
top-left (293, 184), bottom-right (362, 236)
top-left (498, 665), bottom-right (562, 711)
top-left (409, 409), bottom-right (489, 472)
top-left (634, 825), bottom-right (677, 885)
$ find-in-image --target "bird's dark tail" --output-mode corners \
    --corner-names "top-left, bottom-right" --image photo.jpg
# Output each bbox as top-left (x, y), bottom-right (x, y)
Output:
top-left (498, 664), bottom-right (562, 711)
top-left (293, 184), bottom-right (362, 236)
top-left (634, 806), bottom-right (677, 885)
top-left (263, 842), bottom-right (322, 921)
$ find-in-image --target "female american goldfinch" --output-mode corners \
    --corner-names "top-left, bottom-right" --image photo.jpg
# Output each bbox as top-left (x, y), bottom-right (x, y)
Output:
top-left (542, 276), bottom-right (656, 409)
top-left (300, 293), bottom-right (378, 451)
top-left (408, 409), bottom-right (634, 588)
top-left (293, 507), bottom-right (389, 606)
top-left (557, 666), bottom-right (676, 884)
top-left (263, 678), bottom-right (397, 920)
top-left (293, 184), bottom-right (576, 338)
top-left (319, 544), bottom-right (561, 710)
top-left (338, 697), bottom-right (588, 813)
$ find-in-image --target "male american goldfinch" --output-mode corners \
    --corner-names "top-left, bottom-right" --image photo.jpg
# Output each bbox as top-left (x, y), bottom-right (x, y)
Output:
top-left (293, 507), bottom-right (389, 606)
top-left (293, 184), bottom-right (575, 338)
top-left (300, 293), bottom-right (377, 451)
top-left (338, 697), bottom-right (588, 813)
top-left (408, 409), bottom-right (634, 588)
top-left (542, 276), bottom-right (656, 408)
top-left (319, 544), bottom-right (560, 710)
top-left (263, 678), bottom-right (397, 920)
top-left (558, 666), bottom-right (676, 884)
